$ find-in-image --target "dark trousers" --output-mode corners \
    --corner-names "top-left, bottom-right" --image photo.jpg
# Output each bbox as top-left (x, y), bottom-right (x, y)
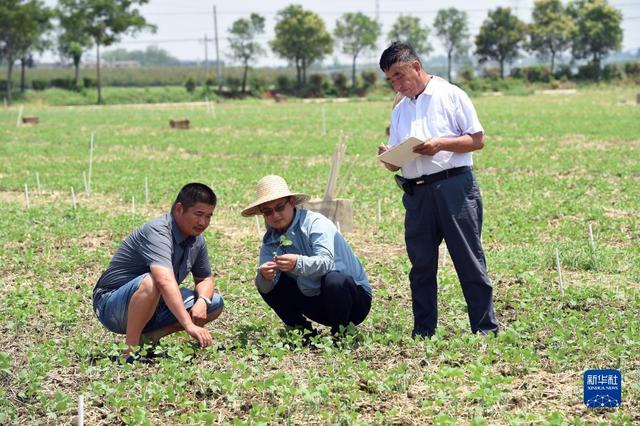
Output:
top-left (403, 170), bottom-right (498, 337)
top-left (259, 271), bottom-right (372, 334)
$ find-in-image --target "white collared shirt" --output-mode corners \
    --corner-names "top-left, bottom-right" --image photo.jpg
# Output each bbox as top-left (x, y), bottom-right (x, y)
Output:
top-left (388, 76), bottom-right (484, 179)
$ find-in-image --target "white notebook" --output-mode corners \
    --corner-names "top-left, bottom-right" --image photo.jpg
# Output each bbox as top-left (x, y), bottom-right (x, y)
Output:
top-left (377, 137), bottom-right (423, 167)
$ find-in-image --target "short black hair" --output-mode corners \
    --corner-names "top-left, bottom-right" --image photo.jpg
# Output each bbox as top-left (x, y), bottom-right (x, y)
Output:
top-left (379, 41), bottom-right (422, 72)
top-left (172, 182), bottom-right (217, 212)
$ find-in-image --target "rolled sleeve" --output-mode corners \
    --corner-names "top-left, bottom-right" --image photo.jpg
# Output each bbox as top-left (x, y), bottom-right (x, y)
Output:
top-left (454, 89), bottom-right (484, 136)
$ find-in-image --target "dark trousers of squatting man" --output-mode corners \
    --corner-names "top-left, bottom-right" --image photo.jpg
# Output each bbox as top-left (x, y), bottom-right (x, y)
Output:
top-left (260, 271), bottom-right (371, 335)
top-left (404, 170), bottom-right (498, 337)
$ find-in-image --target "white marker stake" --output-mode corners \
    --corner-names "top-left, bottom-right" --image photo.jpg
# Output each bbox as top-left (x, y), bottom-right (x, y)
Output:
top-left (555, 248), bottom-right (565, 296)
top-left (88, 133), bottom-right (95, 194)
top-left (35, 172), bottom-right (41, 194)
top-left (24, 184), bottom-right (30, 209)
top-left (205, 96), bottom-right (210, 114)
top-left (211, 101), bottom-right (216, 118)
top-left (16, 105), bottom-right (24, 127)
top-left (82, 172), bottom-right (88, 194)
top-left (588, 224), bottom-right (596, 255)
top-left (144, 177), bottom-right (149, 204)
top-left (321, 106), bottom-right (327, 135)
top-left (71, 187), bottom-right (77, 210)
top-left (377, 199), bottom-right (381, 223)
top-left (78, 395), bottom-right (84, 426)
top-left (131, 196), bottom-right (136, 214)
top-left (254, 216), bottom-right (261, 236)
top-left (336, 221), bottom-right (341, 233)
top-left (3, 97), bottom-right (7, 108)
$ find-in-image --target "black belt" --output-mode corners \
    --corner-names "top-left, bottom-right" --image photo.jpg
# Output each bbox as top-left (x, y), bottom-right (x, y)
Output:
top-left (394, 166), bottom-right (471, 195)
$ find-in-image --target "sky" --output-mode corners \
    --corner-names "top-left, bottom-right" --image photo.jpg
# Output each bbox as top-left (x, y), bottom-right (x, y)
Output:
top-left (42, 0), bottom-right (640, 66)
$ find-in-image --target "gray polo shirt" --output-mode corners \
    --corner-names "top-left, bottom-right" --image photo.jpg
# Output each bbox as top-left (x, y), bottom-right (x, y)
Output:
top-left (93, 213), bottom-right (212, 300)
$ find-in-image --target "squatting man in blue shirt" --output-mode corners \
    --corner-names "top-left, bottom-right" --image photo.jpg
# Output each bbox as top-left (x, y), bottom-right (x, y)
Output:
top-left (242, 175), bottom-right (372, 338)
top-left (378, 42), bottom-right (498, 338)
top-left (93, 183), bottom-right (224, 363)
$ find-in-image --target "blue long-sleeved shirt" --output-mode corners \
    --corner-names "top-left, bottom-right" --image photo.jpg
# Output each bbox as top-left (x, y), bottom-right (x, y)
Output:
top-left (254, 208), bottom-right (371, 297)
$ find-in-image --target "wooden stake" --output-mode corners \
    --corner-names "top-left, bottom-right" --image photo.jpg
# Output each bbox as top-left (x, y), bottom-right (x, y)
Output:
top-left (16, 105), bottom-right (24, 127)
top-left (131, 196), bottom-right (136, 214)
top-left (35, 172), bottom-right (41, 194)
top-left (24, 184), bottom-right (30, 209)
top-left (588, 223), bottom-right (596, 255)
top-left (3, 97), bottom-right (7, 108)
top-left (377, 199), bottom-right (381, 223)
top-left (88, 133), bottom-right (95, 194)
top-left (71, 187), bottom-right (77, 210)
top-left (144, 177), bottom-right (149, 203)
top-left (78, 395), bottom-right (84, 426)
top-left (334, 154), bottom-right (359, 198)
top-left (323, 138), bottom-right (346, 201)
top-left (555, 248), bottom-right (564, 296)
top-left (82, 172), bottom-right (89, 194)
top-left (211, 101), bottom-right (216, 118)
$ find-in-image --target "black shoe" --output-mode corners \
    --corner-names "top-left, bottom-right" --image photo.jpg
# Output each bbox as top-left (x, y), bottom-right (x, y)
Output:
top-left (125, 354), bottom-right (155, 365)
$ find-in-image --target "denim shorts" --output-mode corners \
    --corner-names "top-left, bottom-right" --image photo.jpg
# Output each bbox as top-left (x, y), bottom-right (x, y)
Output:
top-left (94, 273), bottom-right (224, 334)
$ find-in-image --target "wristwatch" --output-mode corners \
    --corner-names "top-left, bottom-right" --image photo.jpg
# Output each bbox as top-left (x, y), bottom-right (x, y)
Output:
top-left (197, 295), bottom-right (212, 307)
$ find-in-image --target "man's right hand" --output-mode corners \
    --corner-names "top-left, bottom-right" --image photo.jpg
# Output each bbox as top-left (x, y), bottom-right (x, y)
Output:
top-left (185, 323), bottom-right (213, 348)
top-left (258, 261), bottom-right (277, 280)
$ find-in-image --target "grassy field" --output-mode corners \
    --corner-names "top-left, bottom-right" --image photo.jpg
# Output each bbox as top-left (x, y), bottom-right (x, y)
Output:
top-left (0, 87), bottom-right (639, 424)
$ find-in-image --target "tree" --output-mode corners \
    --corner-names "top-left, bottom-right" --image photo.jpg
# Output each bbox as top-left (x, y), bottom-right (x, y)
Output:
top-left (387, 15), bottom-right (432, 57)
top-left (334, 12), bottom-right (381, 89)
top-left (0, 0), bottom-right (51, 104)
top-left (567, 0), bottom-right (622, 79)
top-left (271, 5), bottom-right (332, 87)
top-left (433, 8), bottom-right (470, 81)
top-left (528, 0), bottom-right (573, 74)
top-left (80, 0), bottom-right (155, 104)
top-left (475, 7), bottom-right (526, 79)
top-left (57, 0), bottom-right (93, 88)
top-left (228, 13), bottom-right (265, 94)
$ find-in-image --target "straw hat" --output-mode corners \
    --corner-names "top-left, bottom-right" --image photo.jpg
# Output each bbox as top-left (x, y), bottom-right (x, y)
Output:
top-left (241, 175), bottom-right (310, 217)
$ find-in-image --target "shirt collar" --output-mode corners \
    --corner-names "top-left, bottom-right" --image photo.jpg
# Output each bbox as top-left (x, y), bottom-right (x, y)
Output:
top-left (412, 75), bottom-right (434, 100)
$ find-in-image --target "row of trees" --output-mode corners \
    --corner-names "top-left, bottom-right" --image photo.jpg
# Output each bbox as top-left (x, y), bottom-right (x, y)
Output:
top-left (229, 0), bottom-right (623, 90)
top-left (0, 0), bottom-right (627, 104)
top-left (1, 0), bottom-right (153, 104)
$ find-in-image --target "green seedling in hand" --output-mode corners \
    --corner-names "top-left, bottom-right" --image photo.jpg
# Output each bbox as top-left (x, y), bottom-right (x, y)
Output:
top-left (273, 235), bottom-right (293, 258)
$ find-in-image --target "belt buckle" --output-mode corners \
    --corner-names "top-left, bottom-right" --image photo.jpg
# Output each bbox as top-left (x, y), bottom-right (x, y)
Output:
top-left (415, 179), bottom-right (425, 185)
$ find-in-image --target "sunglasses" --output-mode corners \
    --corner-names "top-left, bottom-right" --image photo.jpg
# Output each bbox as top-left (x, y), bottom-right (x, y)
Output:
top-left (259, 199), bottom-right (290, 217)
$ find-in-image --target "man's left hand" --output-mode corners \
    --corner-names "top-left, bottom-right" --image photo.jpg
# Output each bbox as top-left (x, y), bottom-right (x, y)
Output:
top-left (412, 138), bottom-right (442, 156)
top-left (191, 298), bottom-right (208, 327)
top-left (274, 254), bottom-right (298, 272)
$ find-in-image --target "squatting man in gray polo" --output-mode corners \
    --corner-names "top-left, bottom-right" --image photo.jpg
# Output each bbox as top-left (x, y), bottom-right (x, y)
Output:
top-left (92, 183), bottom-right (224, 363)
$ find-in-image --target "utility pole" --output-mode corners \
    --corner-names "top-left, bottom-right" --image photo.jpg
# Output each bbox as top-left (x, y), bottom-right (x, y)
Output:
top-left (213, 4), bottom-right (222, 94)
top-left (204, 34), bottom-right (210, 78)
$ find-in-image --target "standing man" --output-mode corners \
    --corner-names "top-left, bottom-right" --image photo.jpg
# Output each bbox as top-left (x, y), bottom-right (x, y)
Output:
top-left (93, 183), bottom-right (224, 362)
top-left (378, 42), bottom-right (498, 338)
top-left (242, 175), bottom-right (372, 337)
